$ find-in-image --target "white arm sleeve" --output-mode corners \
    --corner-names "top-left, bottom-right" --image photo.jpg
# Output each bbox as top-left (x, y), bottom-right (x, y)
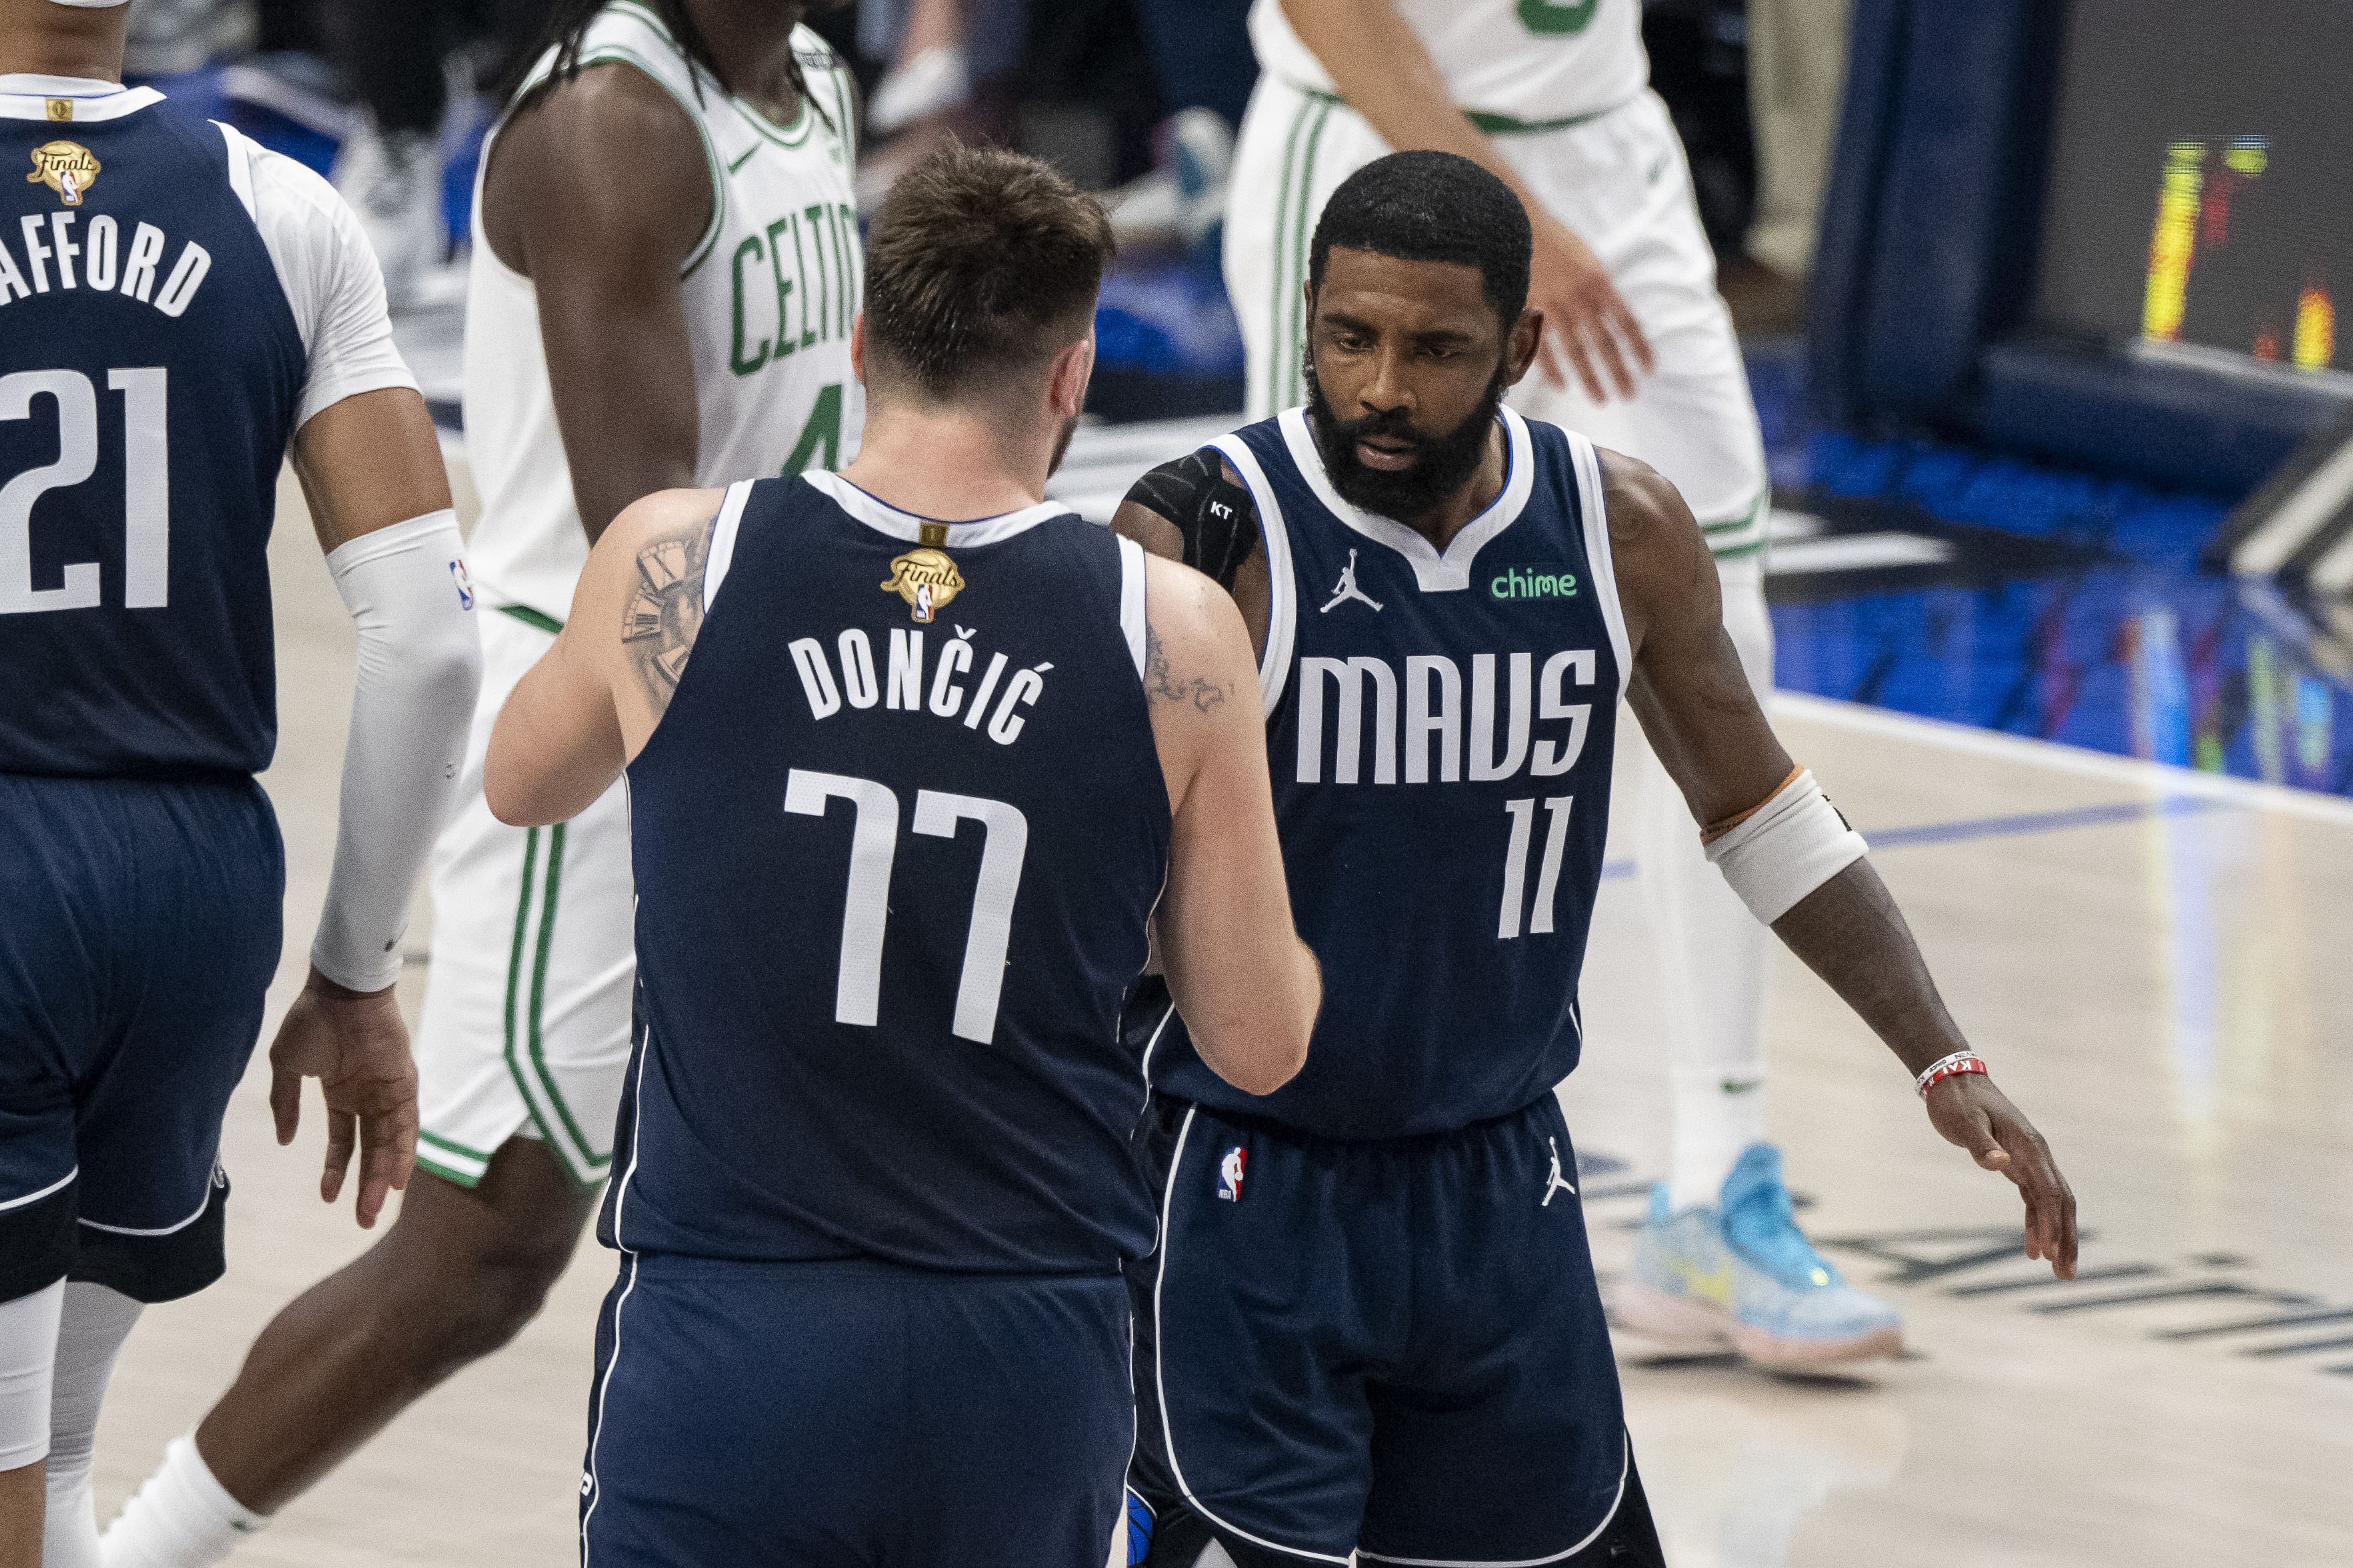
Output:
top-left (1703, 768), bottom-right (1870, 926)
top-left (312, 512), bottom-right (483, 992)
top-left (216, 123), bottom-right (419, 427)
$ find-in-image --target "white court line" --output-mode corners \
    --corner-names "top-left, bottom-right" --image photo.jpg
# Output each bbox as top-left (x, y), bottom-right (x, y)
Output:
top-left (1774, 692), bottom-right (2353, 829)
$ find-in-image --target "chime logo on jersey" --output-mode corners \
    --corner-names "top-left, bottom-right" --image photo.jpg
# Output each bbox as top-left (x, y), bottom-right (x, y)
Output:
top-left (880, 546), bottom-right (963, 624)
top-left (1216, 1146), bottom-right (1246, 1201)
top-left (26, 141), bottom-right (100, 207)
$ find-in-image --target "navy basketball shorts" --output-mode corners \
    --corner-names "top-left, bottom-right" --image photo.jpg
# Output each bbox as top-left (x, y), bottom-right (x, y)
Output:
top-left (1130, 1094), bottom-right (1632, 1565)
top-left (0, 773), bottom-right (283, 1305)
top-left (580, 1253), bottom-right (1134, 1567)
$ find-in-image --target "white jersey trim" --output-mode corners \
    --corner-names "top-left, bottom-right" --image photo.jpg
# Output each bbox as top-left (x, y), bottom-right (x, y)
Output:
top-left (1116, 534), bottom-right (1148, 680)
top-left (1564, 431), bottom-right (1632, 702)
top-left (0, 1167), bottom-right (75, 1213)
top-left (703, 480), bottom-right (754, 613)
top-left (1354, 1435), bottom-right (1628, 1565)
top-left (1206, 436), bottom-right (1298, 713)
top-left (77, 1181), bottom-right (213, 1237)
top-left (1276, 406), bottom-right (1536, 593)
top-left (1151, 1106), bottom-right (1353, 1565)
top-left (0, 75), bottom-right (162, 121)
top-left (799, 470), bottom-right (1066, 548)
top-left (218, 121), bottom-right (257, 215)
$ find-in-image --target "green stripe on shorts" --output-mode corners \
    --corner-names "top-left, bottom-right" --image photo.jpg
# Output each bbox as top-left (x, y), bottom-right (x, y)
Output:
top-left (497, 604), bottom-right (565, 635)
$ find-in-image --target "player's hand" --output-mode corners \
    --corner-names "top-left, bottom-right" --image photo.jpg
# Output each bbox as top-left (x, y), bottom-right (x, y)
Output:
top-left (1526, 211), bottom-right (1653, 402)
top-left (267, 965), bottom-right (419, 1228)
top-left (1925, 1073), bottom-right (2078, 1279)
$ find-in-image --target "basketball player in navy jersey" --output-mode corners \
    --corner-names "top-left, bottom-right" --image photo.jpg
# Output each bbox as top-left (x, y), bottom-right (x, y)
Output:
top-left (1111, 151), bottom-right (2079, 1567)
top-left (0, 1), bottom-right (481, 1565)
top-left (484, 143), bottom-right (1321, 1567)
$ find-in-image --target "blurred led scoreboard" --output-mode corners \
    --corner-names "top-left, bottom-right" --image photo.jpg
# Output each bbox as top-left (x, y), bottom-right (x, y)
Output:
top-left (2033, 0), bottom-right (2353, 376)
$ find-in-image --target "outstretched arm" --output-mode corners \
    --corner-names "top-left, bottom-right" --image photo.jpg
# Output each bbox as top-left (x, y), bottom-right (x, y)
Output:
top-left (1143, 555), bottom-right (1320, 1096)
top-left (485, 487), bottom-right (727, 826)
top-left (1605, 452), bottom-right (2078, 1278)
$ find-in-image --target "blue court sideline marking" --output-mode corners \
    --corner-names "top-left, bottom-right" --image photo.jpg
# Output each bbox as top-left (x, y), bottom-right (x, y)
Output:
top-left (1598, 793), bottom-right (2230, 880)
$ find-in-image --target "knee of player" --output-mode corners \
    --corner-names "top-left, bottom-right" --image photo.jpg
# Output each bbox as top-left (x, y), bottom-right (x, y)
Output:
top-left (393, 1232), bottom-right (573, 1367)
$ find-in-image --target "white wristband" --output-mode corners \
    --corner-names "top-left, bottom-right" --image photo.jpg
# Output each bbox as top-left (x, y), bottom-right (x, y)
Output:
top-left (311, 510), bottom-right (482, 991)
top-left (1704, 768), bottom-right (1869, 926)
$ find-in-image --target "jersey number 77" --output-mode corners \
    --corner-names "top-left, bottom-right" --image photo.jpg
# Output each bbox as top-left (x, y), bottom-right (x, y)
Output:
top-left (785, 768), bottom-right (1031, 1046)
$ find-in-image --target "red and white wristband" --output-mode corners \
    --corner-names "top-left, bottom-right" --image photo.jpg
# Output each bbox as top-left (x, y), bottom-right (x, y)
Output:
top-left (1915, 1052), bottom-right (1988, 1099)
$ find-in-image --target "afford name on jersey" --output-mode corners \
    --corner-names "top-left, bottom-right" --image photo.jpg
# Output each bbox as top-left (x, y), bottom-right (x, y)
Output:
top-left (0, 207), bottom-right (210, 317)
top-left (1294, 646), bottom-right (1599, 785)
top-left (789, 622), bottom-right (1053, 748)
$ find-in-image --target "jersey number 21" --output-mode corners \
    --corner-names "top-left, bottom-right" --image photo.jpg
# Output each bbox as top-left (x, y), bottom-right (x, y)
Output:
top-left (1, 368), bottom-right (168, 615)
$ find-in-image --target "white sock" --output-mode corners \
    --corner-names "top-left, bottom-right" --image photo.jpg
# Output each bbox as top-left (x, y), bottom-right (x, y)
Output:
top-left (1646, 555), bottom-right (1776, 1213)
top-left (44, 1282), bottom-right (143, 1568)
top-left (100, 1436), bottom-right (269, 1568)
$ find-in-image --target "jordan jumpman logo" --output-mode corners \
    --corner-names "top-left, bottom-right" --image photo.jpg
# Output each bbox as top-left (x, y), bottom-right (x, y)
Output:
top-left (1320, 549), bottom-right (1383, 614)
top-left (1542, 1137), bottom-right (1577, 1206)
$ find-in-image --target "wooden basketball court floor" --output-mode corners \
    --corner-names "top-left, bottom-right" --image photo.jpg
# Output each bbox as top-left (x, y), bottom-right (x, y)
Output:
top-left (77, 458), bottom-right (2353, 1568)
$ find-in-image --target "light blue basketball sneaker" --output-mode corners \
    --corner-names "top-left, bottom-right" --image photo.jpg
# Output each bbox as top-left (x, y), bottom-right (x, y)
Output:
top-left (1617, 1143), bottom-right (1904, 1368)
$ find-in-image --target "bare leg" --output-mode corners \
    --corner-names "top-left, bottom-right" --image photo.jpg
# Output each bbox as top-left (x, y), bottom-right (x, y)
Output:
top-left (0, 1461), bottom-right (42, 1568)
top-left (193, 1139), bottom-right (597, 1513)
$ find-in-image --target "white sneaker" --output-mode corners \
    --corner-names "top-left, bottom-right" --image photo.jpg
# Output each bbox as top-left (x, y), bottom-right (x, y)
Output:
top-left (334, 117), bottom-right (445, 310)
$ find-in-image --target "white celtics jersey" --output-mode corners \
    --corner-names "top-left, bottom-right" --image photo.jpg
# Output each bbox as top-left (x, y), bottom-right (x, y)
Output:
top-left (462, 4), bottom-right (861, 619)
top-left (1249, 0), bottom-right (1648, 127)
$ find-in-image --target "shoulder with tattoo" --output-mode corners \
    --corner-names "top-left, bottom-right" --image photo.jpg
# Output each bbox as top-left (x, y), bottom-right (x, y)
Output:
top-left (597, 487), bottom-right (728, 724)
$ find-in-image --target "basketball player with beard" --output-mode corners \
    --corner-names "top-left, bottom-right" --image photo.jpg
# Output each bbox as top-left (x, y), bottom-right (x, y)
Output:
top-left (1229, 0), bottom-right (1910, 1373)
top-left (1113, 151), bottom-right (2078, 1568)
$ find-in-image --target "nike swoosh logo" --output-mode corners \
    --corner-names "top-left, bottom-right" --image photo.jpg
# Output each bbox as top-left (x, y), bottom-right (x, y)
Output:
top-left (1719, 1078), bottom-right (1762, 1095)
top-left (1669, 1257), bottom-right (1735, 1306)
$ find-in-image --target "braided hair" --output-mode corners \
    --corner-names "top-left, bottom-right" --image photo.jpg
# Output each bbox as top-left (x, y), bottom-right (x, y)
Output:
top-left (503, 0), bottom-right (831, 131)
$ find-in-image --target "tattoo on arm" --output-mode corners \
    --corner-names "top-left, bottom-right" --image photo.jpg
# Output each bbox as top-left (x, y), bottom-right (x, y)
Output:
top-left (620, 514), bottom-right (715, 716)
top-left (1145, 624), bottom-right (1231, 713)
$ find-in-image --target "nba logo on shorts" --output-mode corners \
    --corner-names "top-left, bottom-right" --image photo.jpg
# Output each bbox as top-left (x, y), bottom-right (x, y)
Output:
top-left (449, 558), bottom-right (475, 611)
top-left (1216, 1146), bottom-right (1246, 1201)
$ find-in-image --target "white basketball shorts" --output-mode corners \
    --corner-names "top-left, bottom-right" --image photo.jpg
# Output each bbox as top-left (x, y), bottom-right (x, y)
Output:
top-left (413, 606), bottom-right (633, 1190)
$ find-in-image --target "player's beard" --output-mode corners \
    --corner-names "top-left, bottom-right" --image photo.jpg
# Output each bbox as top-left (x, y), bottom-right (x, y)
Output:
top-left (1049, 412), bottom-right (1079, 478)
top-left (1304, 359), bottom-right (1508, 525)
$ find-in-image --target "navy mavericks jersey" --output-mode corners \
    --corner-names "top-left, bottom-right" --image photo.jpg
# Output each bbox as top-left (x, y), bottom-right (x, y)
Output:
top-left (613, 473), bottom-right (1172, 1275)
top-left (0, 87), bottom-right (304, 778)
top-left (1151, 407), bottom-right (1626, 1138)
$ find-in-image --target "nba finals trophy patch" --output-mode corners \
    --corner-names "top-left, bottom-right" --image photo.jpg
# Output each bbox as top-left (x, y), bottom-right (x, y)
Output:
top-left (881, 524), bottom-right (965, 624)
top-left (27, 141), bottom-right (99, 207)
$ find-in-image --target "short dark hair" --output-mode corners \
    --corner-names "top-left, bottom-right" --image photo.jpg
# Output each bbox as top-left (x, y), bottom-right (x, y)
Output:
top-left (1308, 151), bottom-right (1532, 325)
top-left (863, 143), bottom-right (1116, 402)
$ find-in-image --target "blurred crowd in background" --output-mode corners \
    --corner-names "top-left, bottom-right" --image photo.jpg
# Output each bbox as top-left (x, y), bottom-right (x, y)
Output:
top-left (123, 0), bottom-right (1852, 341)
